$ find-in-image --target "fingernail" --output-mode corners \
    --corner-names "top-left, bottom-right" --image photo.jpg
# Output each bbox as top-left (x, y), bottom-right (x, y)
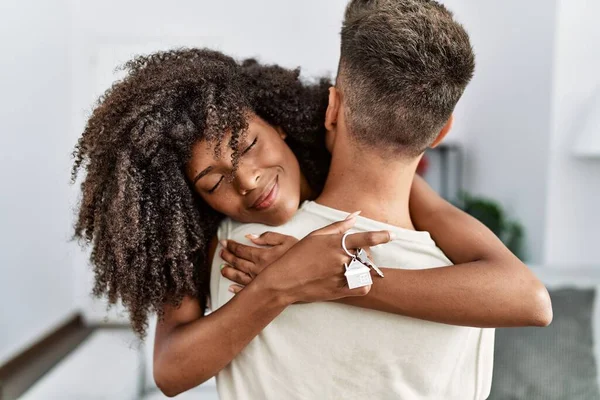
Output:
top-left (345, 211), bottom-right (361, 220)
top-left (220, 239), bottom-right (228, 248)
top-left (228, 286), bottom-right (236, 293)
top-left (389, 232), bottom-right (397, 241)
top-left (220, 264), bottom-right (226, 271)
top-left (245, 234), bottom-right (259, 239)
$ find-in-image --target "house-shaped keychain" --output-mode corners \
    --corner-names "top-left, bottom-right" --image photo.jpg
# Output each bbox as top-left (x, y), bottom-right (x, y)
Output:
top-left (344, 258), bottom-right (373, 289)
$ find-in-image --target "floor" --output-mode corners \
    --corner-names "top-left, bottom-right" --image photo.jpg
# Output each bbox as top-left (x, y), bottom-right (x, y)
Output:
top-left (17, 329), bottom-right (218, 400)
top-left (0, 316), bottom-right (93, 400)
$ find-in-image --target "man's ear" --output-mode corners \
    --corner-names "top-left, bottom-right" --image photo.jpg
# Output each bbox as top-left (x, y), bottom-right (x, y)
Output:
top-left (325, 87), bottom-right (340, 132)
top-left (430, 114), bottom-right (454, 148)
top-left (275, 126), bottom-right (287, 140)
top-left (325, 87), bottom-right (341, 152)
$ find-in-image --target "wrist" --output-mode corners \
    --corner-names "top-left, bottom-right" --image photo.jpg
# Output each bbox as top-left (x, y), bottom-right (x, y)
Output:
top-left (250, 267), bottom-right (293, 308)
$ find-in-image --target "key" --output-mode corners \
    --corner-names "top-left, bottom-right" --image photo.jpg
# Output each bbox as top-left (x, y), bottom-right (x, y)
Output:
top-left (356, 248), bottom-right (385, 278)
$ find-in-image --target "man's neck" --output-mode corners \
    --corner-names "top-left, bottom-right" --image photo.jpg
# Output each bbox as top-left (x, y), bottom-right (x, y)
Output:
top-left (316, 140), bottom-right (419, 231)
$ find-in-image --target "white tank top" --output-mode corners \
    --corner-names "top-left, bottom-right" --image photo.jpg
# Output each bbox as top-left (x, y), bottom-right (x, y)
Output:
top-left (210, 201), bottom-right (494, 400)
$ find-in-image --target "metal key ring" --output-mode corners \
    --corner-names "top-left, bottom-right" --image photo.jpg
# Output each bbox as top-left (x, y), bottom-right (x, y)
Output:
top-left (341, 232), bottom-right (355, 258)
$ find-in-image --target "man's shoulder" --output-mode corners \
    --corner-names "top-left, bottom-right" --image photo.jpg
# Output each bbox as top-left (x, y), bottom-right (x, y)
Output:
top-left (217, 205), bottom-right (330, 242)
top-left (216, 217), bottom-right (267, 241)
top-left (216, 217), bottom-right (244, 240)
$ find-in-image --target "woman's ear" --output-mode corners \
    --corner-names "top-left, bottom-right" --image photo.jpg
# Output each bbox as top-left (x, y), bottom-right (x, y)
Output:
top-left (430, 114), bottom-right (454, 148)
top-left (275, 126), bottom-right (287, 140)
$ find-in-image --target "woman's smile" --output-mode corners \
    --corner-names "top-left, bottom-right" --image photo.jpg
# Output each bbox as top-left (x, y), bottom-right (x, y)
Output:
top-left (251, 175), bottom-right (279, 211)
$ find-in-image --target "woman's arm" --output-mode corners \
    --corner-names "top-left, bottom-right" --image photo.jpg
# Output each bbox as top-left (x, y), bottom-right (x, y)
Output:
top-left (340, 175), bottom-right (552, 327)
top-left (154, 283), bottom-right (287, 396)
top-left (153, 231), bottom-right (387, 396)
top-left (153, 236), bottom-right (288, 396)
top-left (223, 176), bottom-right (552, 328)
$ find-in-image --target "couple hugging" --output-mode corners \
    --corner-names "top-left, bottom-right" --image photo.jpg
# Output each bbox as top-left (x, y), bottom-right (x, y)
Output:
top-left (72, 0), bottom-right (552, 398)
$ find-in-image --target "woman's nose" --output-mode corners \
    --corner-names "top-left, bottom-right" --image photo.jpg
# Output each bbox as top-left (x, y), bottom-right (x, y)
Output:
top-left (235, 166), bottom-right (260, 195)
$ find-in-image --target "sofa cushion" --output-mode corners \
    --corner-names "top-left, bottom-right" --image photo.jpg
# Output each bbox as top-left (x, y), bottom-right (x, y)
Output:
top-left (489, 288), bottom-right (599, 400)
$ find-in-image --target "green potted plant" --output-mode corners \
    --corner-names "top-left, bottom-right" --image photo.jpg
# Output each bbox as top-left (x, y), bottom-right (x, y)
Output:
top-left (456, 192), bottom-right (525, 260)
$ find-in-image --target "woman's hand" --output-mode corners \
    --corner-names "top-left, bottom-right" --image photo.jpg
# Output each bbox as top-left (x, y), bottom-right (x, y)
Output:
top-left (221, 214), bottom-right (361, 291)
top-left (254, 225), bottom-right (392, 304)
top-left (220, 232), bottom-right (299, 288)
top-left (221, 213), bottom-right (388, 299)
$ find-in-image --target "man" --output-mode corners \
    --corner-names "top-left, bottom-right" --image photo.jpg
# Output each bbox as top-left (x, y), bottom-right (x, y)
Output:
top-left (211, 1), bottom-right (490, 398)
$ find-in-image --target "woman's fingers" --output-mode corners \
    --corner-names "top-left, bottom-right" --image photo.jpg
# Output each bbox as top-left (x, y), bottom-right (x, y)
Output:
top-left (220, 248), bottom-right (255, 275)
top-left (223, 240), bottom-right (257, 262)
top-left (228, 284), bottom-right (244, 294)
top-left (221, 266), bottom-right (253, 286)
top-left (343, 284), bottom-right (372, 297)
top-left (343, 230), bottom-right (393, 250)
top-left (246, 231), bottom-right (292, 246)
top-left (219, 228), bottom-right (387, 303)
top-left (309, 214), bottom-right (358, 237)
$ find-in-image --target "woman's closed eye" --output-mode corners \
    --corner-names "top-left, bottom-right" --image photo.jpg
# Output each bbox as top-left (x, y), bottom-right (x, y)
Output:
top-left (208, 176), bottom-right (224, 193)
top-left (242, 137), bottom-right (258, 155)
top-left (207, 137), bottom-right (257, 194)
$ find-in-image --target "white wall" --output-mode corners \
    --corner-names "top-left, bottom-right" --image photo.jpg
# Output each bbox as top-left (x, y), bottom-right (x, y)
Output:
top-left (544, 0), bottom-right (600, 267)
top-left (0, 0), bottom-right (77, 364)
top-left (68, 0), bottom-right (349, 322)
top-left (441, 0), bottom-right (557, 263)
top-left (442, 0), bottom-right (600, 266)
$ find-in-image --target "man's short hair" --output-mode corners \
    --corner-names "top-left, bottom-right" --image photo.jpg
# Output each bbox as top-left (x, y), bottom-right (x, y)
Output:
top-left (339, 0), bottom-right (475, 157)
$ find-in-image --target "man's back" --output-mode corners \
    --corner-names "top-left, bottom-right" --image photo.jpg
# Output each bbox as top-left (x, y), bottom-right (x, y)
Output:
top-left (211, 201), bottom-right (494, 400)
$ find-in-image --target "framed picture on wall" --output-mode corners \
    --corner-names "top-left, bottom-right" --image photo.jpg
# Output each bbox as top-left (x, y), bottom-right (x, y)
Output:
top-left (420, 143), bottom-right (463, 202)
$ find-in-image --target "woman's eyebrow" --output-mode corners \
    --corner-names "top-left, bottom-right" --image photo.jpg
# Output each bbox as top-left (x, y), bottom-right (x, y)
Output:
top-left (193, 166), bottom-right (213, 185)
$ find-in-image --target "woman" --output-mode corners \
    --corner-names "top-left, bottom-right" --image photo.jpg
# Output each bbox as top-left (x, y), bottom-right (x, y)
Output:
top-left (72, 48), bottom-right (332, 337)
top-left (72, 48), bottom-right (550, 395)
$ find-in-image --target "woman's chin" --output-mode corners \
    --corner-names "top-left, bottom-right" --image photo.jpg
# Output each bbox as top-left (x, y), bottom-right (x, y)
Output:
top-left (263, 199), bottom-right (299, 226)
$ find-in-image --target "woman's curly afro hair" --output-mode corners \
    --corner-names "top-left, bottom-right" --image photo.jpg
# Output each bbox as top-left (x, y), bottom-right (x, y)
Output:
top-left (71, 48), bottom-right (331, 338)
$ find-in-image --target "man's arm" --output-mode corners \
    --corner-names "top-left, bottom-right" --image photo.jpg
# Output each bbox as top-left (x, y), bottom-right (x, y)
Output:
top-left (339, 175), bottom-right (552, 327)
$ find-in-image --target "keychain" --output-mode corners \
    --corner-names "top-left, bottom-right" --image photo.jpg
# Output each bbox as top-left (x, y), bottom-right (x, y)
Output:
top-left (341, 232), bottom-right (384, 289)
top-left (344, 257), bottom-right (373, 289)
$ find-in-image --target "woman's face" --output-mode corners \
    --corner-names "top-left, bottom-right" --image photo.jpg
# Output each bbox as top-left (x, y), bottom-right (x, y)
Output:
top-left (186, 114), bottom-right (302, 226)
